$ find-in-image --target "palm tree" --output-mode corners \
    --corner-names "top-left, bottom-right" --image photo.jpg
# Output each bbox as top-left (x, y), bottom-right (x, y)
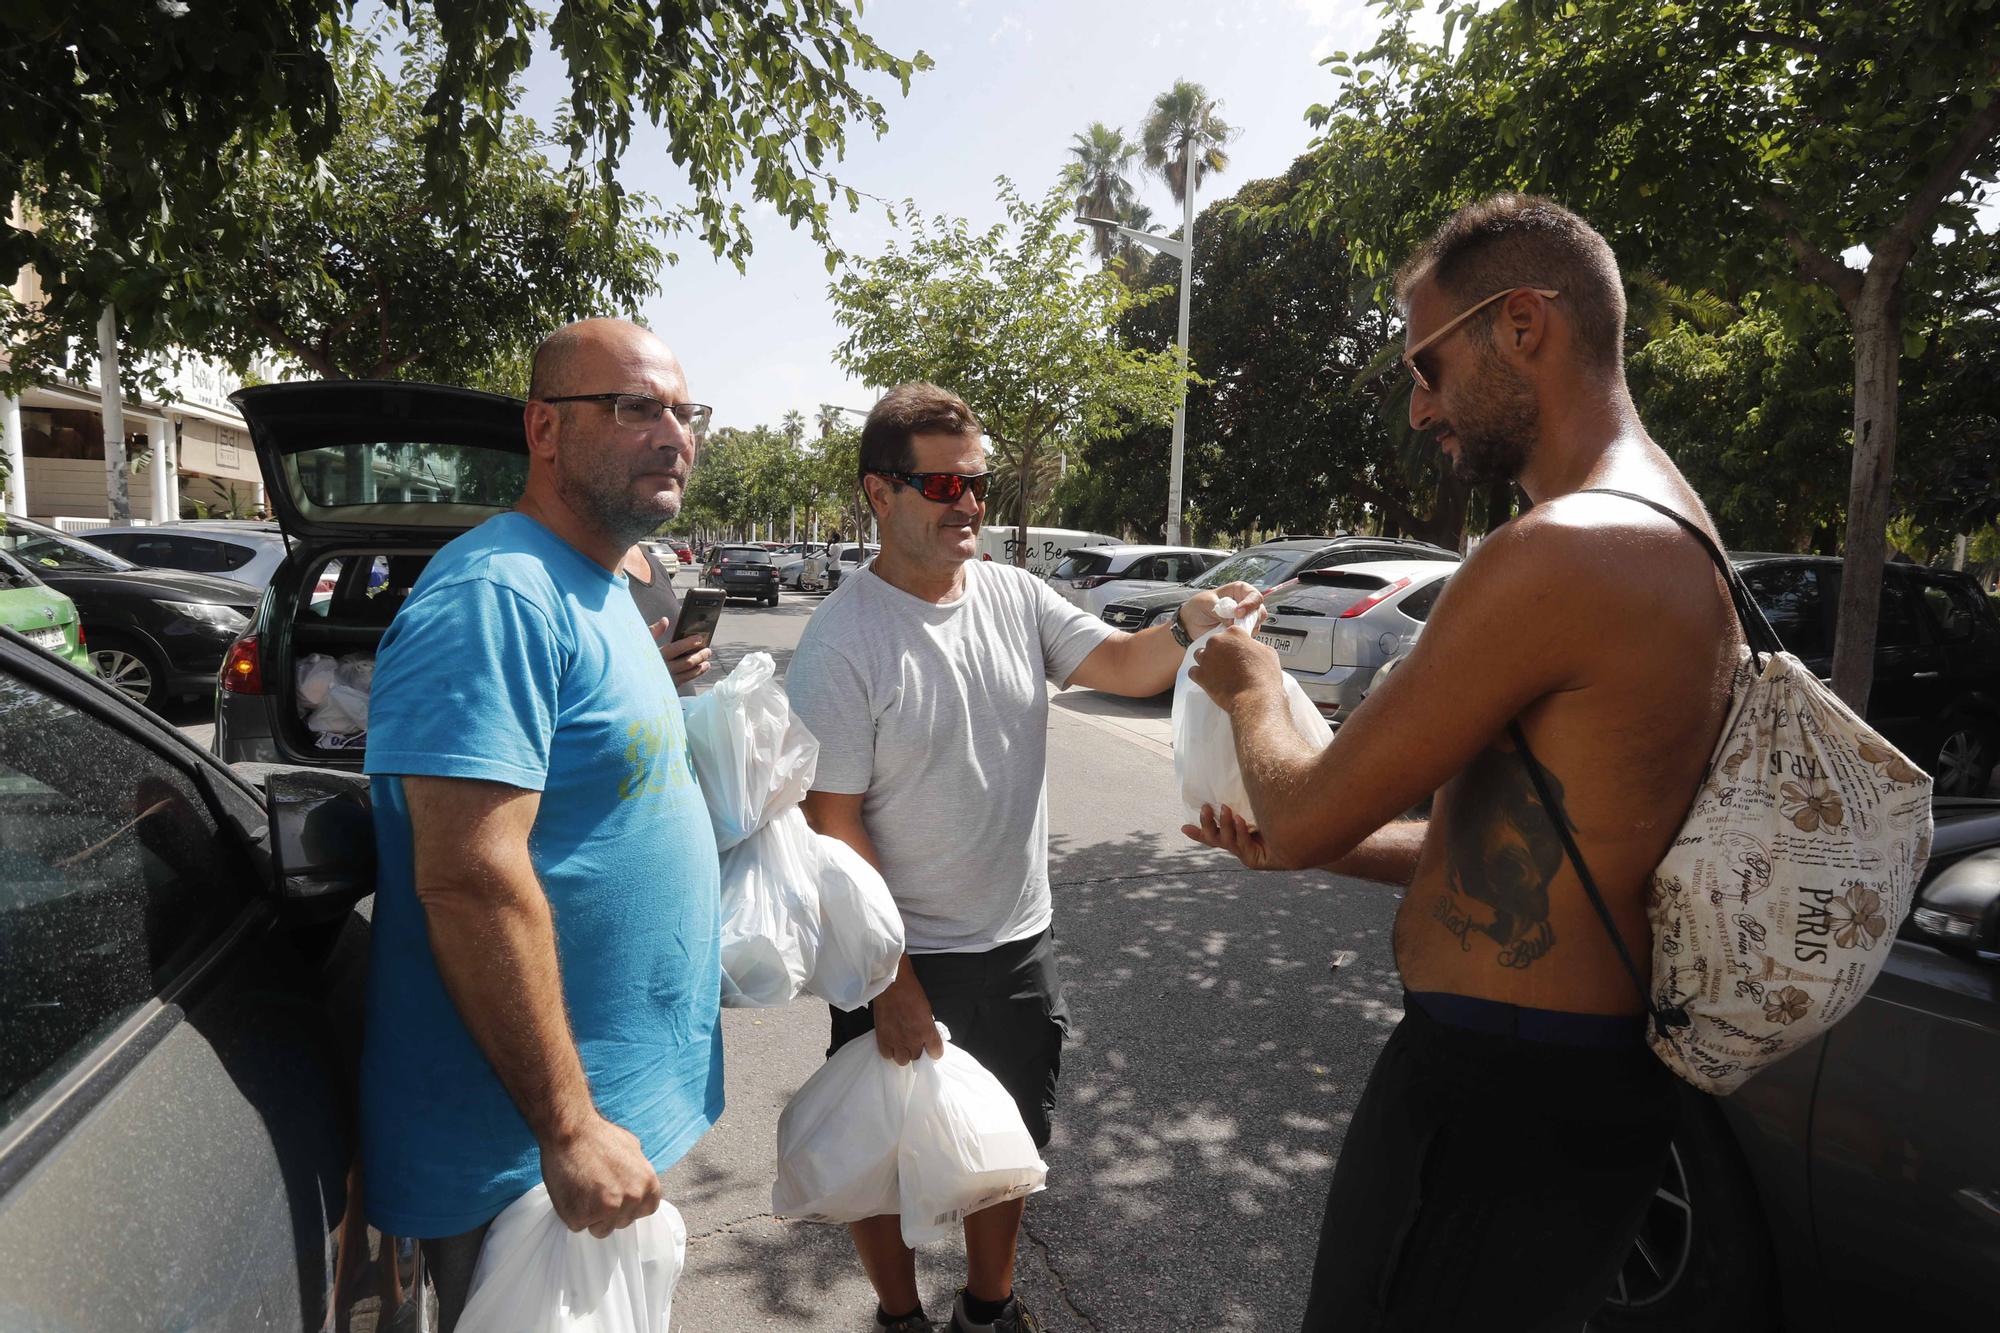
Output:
top-left (1110, 201), bottom-right (1163, 282)
top-left (780, 409), bottom-right (806, 448)
top-left (1064, 121), bottom-right (1138, 266)
top-left (1140, 80), bottom-right (1234, 206)
top-left (815, 403), bottom-right (845, 440)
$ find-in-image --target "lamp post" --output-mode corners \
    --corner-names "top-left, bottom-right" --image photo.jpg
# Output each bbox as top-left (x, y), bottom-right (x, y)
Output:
top-left (1077, 181), bottom-right (1193, 544)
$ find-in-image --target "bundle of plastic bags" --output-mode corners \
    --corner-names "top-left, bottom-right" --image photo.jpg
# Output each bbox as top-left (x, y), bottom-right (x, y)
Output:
top-left (685, 654), bottom-right (903, 1010)
top-left (771, 1024), bottom-right (1048, 1249)
top-left (295, 652), bottom-right (376, 738)
top-left (456, 1184), bottom-right (686, 1333)
top-left (1170, 596), bottom-right (1332, 827)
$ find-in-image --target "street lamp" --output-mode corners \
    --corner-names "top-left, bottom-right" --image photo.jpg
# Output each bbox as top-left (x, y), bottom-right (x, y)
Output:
top-left (1076, 191), bottom-right (1193, 544)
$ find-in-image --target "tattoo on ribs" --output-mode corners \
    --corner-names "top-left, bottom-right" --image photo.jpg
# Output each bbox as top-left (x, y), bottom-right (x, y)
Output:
top-left (1432, 743), bottom-right (1575, 969)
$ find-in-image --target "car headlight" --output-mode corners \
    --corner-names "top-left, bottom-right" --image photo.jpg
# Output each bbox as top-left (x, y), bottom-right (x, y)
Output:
top-left (1148, 607), bottom-right (1179, 627)
top-left (164, 601), bottom-right (249, 633)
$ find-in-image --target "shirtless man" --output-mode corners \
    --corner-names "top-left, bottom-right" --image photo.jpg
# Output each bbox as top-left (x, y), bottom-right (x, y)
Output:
top-left (1184, 196), bottom-right (1741, 1331)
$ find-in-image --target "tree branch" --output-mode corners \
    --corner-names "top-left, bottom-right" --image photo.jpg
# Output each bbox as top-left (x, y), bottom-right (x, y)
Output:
top-left (1874, 94), bottom-right (2000, 276)
top-left (1760, 196), bottom-right (1863, 306)
top-left (252, 314), bottom-right (343, 379)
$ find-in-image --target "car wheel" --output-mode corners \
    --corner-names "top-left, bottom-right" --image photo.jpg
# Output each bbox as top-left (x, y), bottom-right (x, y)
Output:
top-left (1931, 718), bottom-right (1997, 797)
top-left (91, 635), bottom-right (167, 710)
top-left (1590, 1086), bottom-right (1776, 1332)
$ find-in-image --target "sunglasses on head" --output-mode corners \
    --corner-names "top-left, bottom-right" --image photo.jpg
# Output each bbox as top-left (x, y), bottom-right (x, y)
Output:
top-left (1401, 286), bottom-right (1560, 394)
top-left (873, 469), bottom-right (991, 505)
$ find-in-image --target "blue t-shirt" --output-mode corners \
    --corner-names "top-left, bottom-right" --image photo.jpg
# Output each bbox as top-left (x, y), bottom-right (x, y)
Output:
top-left (359, 512), bottom-right (723, 1237)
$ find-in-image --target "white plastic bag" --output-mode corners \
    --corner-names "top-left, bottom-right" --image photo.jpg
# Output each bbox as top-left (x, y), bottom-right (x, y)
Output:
top-left (771, 1025), bottom-right (913, 1225)
top-left (770, 1024), bottom-right (1047, 1249)
top-left (804, 834), bottom-right (905, 1012)
top-left (897, 1039), bottom-right (1048, 1248)
top-left (295, 653), bottom-right (338, 711)
top-left (457, 1183), bottom-right (686, 1333)
top-left (717, 807), bottom-right (823, 1008)
top-left (1170, 597), bottom-right (1332, 826)
top-left (298, 653), bottom-right (375, 735)
top-left (683, 652), bottom-right (819, 851)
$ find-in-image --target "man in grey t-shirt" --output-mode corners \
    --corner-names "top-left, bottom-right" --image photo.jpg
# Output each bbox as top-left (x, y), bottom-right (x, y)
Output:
top-left (790, 383), bottom-right (1257, 1333)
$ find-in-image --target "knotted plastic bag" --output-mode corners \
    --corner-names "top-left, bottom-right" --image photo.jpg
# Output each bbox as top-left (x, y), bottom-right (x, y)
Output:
top-left (770, 1023), bottom-right (913, 1224)
top-left (804, 834), bottom-right (905, 1012)
top-left (683, 652), bottom-right (819, 851)
top-left (457, 1183), bottom-right (686, 1333)
top-left (717, 806), bottom-right (823, 1008)
top-left (1170, 597), bottom-right (1332, 826)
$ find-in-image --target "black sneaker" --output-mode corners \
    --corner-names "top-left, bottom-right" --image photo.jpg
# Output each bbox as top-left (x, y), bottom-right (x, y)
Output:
top-left (949, 1291), bottom-right (1042, 1333)
top-left (874, 1307), bottom-right (934, 1333)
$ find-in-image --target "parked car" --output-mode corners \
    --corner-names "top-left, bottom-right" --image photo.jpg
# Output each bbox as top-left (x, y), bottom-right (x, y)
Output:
top-left (776, 544), bottom-right (836, 591)
top-left (82, 520), bottom-right (289, 590)
top-left (667, 538), bottom-right (694, 563)
top-left (1735, 554), bottom-right (2000, 796)
top-left (1048, 544), bottom-right (1232, 617)
top-left (702, 543), bottom-right (781, 605)
top-left (639, 539), bottom-right (681, 574)
top-left (823, 541), bottom-right (881, 591)
top-left (0, 550), bottom-right (92, 675)
top-left (1099, 534), bottom-right (1462, 632)
top-left (215, 379), bottom-right (529, 768)
top-left (0, 512), bottom-right (257, 710)
top-left (0, 625), bottom-right (415, 1330)
top-left (1594, 794), bottom-right (2000, 1332)
top-left (1259, 559), bottom-right (1460, 724)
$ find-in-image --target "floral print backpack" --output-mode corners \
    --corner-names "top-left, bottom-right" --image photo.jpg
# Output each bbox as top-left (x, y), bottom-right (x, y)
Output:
top-left (1511, 490), bottom-right (1935, 1095)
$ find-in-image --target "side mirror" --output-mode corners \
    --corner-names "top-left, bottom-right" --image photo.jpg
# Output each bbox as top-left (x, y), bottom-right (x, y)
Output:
top-left (264, 767), bottom-right (376, 920)
top-left (1911, 847), bottom-right (2000, 958)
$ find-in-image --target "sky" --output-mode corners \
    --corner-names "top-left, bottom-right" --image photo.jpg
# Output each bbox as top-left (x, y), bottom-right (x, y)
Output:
top-left (512, 1), bottom-right (1436, 432)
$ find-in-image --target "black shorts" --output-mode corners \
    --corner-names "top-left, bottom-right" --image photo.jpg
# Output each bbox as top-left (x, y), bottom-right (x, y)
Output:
top-left (827, 926), bottom-right (1069, 1149)
top-left (1302, 991), bottom-right (1679, 1332)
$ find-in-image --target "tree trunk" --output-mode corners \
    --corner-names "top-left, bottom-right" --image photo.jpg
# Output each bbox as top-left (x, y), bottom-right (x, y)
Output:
top-left (1013, 437), bottom-right (1036, 568)
top-left (1829, 275), bottom-right (1901, 712)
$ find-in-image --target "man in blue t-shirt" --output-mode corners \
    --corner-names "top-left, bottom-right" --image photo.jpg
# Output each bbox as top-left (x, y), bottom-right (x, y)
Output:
top-left (361, 318), bottom-right (722, 1328)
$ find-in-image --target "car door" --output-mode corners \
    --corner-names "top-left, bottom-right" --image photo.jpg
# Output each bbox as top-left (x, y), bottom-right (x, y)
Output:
top-left (0, 644), bottom-right (375, 1331)
top-left (1806, 933), bottom-right (2000, 1329)
top-left (1739, 562), bottom-right (1833, 674)
top-left (1845, 570), bottom-right (1950, 760)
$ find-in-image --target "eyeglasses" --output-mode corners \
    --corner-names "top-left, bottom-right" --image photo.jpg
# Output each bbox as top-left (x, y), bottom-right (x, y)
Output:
top-left (1401, 287), bottom-right (1560, 394)
top-left (539, 393), bottom-right (713, 434)
top-left (872, 469), bottom-right (991, 505)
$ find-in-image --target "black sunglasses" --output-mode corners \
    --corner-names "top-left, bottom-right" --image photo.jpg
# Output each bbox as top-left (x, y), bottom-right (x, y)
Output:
top-left (873, 469), bottom-right (991, 505)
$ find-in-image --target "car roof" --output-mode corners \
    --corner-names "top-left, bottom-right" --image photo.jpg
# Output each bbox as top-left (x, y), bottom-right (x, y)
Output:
top-left (1243, 535), bottom-right (1458, 557)
top-left (1299, 558), bottom-right (1461, 583)
top-left (1075, 544), bottom-right (1231, 558)
top-left (91, 522), bottom-right (283, 541)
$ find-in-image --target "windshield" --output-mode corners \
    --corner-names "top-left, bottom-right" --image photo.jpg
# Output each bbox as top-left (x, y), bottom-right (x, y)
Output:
top-left (0, 517), bottom-right (136, 573)
top-left (718, 548), bottom-right (772, 565)
top-left (1192, 551), bottom-right (1296, 590)
top-left (287, 441), bottom-right (528, 513)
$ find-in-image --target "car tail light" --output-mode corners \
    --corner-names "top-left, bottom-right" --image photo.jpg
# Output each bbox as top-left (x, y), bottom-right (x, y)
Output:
top-left (1071, 575), bottom-right (1117, 589)
top-left (220, 634), bottom-right (263, 694)
top-left (1338, 577), bottom-right (1412, 619)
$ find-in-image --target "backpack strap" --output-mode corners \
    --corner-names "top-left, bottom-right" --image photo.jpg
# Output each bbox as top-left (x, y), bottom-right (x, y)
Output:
top-left (1508, 720), bottom-right (1690, 1039)
top-left (1574, 488), bottom-right (1784, 668)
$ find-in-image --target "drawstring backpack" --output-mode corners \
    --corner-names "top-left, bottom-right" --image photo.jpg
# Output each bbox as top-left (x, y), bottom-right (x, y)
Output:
top-left (1511, 490), bottom-right (1934, 1095)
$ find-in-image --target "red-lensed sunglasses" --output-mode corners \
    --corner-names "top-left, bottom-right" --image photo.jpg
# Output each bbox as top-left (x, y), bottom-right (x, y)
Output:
top-left (873, 469), bottom-right (991, 505)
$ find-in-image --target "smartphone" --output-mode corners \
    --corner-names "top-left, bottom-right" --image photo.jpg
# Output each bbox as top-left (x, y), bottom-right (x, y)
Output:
top-left (670, 587), bottom-right (726, 644)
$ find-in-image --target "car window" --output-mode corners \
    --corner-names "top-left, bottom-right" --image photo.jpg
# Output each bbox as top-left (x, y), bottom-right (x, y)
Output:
top-left (0, 672), bottom-right (246, 1122)
top-left (718, 548), bottom-right (772, 565)
top-left (1055, 551), bottom-right (1114, 580)
top-left (0, 518), bottom-right (137, 573)
top-left (1918, 579), bottom-right (1998, 650)
top-left (1122, 555), bottom-right (1164, 581)
top-left (0, 552), bottom-right (44, 593)
top-left (1741, 565), bottom-right (1828, 657)
top-left (1275, 573), bottom-right (1389, 617)
top-left (1192, 551), bottom-right (1291, 589)
top-left (1876, 576), bottom-right (1926, 650)
top-left (1398, 577), bottom-right (1448, 623)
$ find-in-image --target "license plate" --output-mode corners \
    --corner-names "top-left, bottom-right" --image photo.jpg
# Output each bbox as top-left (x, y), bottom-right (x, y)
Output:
top-left (1255, 629), bottom-right (1299, 656)
top-left (27, 627), bottom-right (65, 652)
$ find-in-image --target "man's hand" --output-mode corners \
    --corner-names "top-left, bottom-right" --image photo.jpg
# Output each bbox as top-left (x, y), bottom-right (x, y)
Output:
top-left (540, 1113), bottom-right (664, 1237)
top-left (1178, 581), bottom-right (1264, 638)
top-left (870, 959), bottom-right (943, 1065)
top-left (1181, 803), bottom-right (1281, 870)
top-left (649, 619), bottom-right (712, 689)
top-left (1187, 622), bottom-right (1283, 712)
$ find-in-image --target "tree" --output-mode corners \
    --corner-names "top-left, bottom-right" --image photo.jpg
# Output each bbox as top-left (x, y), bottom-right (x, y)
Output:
top-left (1140, 80), bottom-right (1235, 205)
top-left (3, 2), bottom-right (928, 393)
top-left (1064, 122), bottom-right (1140, 265)
top-left (45, 22), bottom-right (662, 387)
top-left (828, 180), bottom-right (1188, 565)
top-left (1285, 0), bottom-right (2000, 709)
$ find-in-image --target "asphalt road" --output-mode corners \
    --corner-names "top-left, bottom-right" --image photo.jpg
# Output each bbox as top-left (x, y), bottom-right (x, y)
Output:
top-left (169, 573), bottom-right (1406, 1330)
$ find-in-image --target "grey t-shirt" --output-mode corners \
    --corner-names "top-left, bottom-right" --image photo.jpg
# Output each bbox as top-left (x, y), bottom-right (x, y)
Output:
top-left (788, 560), bottom-right (1116, 952)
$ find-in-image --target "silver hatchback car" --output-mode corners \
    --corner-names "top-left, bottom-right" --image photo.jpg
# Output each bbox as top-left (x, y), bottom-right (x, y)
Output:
top-left (1256, 558), bottom-right (1459, 724)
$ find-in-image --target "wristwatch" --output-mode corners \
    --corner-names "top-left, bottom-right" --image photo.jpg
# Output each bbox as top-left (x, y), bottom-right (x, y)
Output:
top-left (1169, 605), bottom-right (1195, 649)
